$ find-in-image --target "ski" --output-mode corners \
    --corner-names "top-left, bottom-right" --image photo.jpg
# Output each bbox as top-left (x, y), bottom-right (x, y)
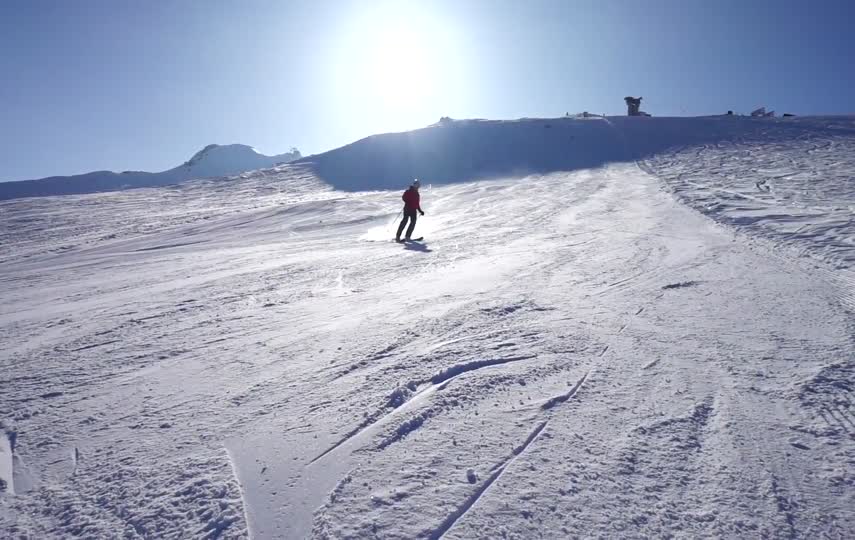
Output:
top-left (395, 237), bottom-right (424, 243)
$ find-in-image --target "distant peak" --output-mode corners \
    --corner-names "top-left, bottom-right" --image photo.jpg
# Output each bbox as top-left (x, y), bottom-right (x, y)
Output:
top-left (184, 144), bottom-right (261, 168)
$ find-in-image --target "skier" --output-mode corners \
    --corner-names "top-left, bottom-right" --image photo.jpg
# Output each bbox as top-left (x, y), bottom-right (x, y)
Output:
top-left (396, 179), bottom-right (424, 242)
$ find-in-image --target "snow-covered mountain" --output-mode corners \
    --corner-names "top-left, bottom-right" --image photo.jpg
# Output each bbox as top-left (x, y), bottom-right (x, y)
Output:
top-left (295, 115), bottom-right (843, 191)
top-left (295, 115), bottom-right (855, 270)
top-left (0, 144), bottom-right (301, 201)
top-left (1, 116), bottom-right (853, 539)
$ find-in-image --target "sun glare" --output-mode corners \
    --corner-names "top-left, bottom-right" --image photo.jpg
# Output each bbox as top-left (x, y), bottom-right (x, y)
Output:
top-left (367, 28), bottom-right (432, 105)
top-left (328, 4), bottom-right (466, 131)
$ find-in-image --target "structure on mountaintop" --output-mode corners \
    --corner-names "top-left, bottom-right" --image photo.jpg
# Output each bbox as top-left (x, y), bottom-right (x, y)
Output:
top-left (751, 107), bottom-right (776, 118)
top-left (624, 96), bottom-right (650, 117)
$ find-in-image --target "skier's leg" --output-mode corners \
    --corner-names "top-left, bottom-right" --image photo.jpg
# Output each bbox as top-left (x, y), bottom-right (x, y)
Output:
top-left (406, 212), bottom-right (417, 239)
top-left (396, 214), bottom-right (409, 240)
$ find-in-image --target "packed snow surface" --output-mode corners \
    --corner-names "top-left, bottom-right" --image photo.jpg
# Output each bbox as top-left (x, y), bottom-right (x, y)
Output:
top-left (1, 116), bottom-right (853, 539)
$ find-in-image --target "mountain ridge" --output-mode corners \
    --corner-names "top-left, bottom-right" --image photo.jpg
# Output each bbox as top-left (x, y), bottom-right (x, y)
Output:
top-left (0, 143), bottom-right (301, 201)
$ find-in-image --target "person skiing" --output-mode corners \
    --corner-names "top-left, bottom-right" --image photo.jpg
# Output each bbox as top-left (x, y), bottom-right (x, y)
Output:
top-left (396, 179), bottom-right (424, 242)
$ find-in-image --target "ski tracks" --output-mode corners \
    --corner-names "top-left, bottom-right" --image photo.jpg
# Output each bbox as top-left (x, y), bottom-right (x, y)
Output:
top-left (541, 371), bottom-right (590, 410)
top-left (425, 368), bottom-right (592, 539)
top-left (428, 421), bottom-right (549, 540)
top-left (309, 355), bottom-right (537, 465)
top-left (308, 345), bottom-right (596, 538)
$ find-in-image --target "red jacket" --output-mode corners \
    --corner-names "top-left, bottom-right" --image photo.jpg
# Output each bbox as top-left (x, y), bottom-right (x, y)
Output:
top-left (402, 188), bottom-right (421, 211)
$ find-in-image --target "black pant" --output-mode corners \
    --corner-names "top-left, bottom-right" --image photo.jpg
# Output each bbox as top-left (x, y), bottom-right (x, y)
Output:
top-left (396, 208), bottom-right (417, 239)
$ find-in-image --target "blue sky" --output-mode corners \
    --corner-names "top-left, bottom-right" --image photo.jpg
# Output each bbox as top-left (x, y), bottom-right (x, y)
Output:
top-left (2, 0), bottom-right (853, 182)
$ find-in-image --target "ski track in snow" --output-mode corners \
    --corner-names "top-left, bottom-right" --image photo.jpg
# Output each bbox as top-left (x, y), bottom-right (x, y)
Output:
top-left (643, 117), bottom-right (855, 272)
top-left (428, 420), bottom-right (550, 540)
top-left (1, 116), bottom-right (854, 539)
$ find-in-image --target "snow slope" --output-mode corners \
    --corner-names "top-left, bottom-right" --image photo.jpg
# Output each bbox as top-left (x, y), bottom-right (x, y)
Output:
top-left (643, 116), bottom-right (855, 270)
top-left (0, 117), bottom-right (853, 539)
top-left (301, 115), bottom-right (855, 272)
top-left (0, 144), bottom-right (301, 201)
top-left (293, 116), bottom-right (820, 191)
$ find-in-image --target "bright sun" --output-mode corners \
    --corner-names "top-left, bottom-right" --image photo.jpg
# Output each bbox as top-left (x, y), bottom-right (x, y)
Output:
top-left (329, 4), bottom-right (465, 128)
top-left (366, 28), bottom-right (433, 105)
